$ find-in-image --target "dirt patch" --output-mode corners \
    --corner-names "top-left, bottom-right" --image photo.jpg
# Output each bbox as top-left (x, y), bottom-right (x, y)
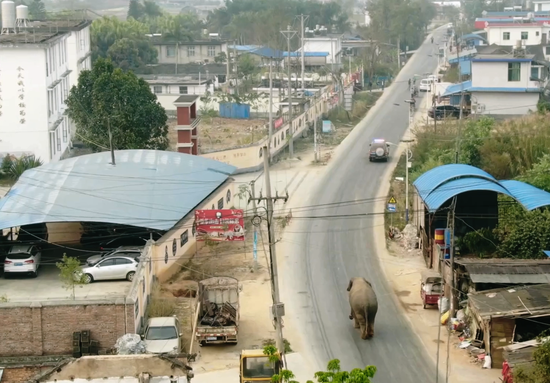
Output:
top-left (160, 222), bottom-right (275, 372)
top-left (168, 117), bottom-right (268, 152)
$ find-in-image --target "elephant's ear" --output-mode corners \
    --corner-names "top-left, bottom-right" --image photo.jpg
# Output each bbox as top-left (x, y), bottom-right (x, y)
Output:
top-left (346, 279), bottom-right (353, 291)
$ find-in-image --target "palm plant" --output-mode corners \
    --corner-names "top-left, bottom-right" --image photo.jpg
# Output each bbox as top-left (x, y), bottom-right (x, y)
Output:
top-left (4, 155), bottom-right (43, 181)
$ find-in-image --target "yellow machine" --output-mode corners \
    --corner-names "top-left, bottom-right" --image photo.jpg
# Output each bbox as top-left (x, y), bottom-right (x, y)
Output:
top-left (239, 349), bottom-right (282, 383)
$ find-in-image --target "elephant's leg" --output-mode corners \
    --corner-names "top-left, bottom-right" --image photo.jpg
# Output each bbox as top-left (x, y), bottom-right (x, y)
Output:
top-left (367, 322), bottom-right (375, 338)
top-left (349, 307), bottom-right (354, 320)
top-left (356, 314), bottom-right (368, 339)
top-left (354, 316), bottom-right (360, 329)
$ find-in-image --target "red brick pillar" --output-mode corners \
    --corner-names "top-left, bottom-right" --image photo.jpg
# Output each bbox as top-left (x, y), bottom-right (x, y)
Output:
top-left (30, 302), bottom-right (44, 355)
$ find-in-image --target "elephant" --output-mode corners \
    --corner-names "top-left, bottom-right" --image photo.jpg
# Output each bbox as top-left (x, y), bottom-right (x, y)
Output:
top-left (347, 277), bottom-right (379, 339)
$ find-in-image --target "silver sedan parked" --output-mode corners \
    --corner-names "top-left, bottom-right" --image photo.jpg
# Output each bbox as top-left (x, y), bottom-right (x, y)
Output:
top-left (81, 256), bottom-right (138, 283)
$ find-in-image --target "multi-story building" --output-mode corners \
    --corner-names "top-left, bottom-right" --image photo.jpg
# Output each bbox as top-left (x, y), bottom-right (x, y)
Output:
top-left (153, 38), bottom-right (229, 65)
top-left (486, 22), bottom-right (550, 46)
top-left (0, 4), bottom-right (91, 163)
top-left (443, 45), bottom-right (549, 116)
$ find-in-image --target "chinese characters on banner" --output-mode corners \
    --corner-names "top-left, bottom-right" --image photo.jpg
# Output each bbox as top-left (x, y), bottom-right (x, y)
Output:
top-left (194, 209), bottom-right (245, 242)
top-left (17, 67), bottom-right (25, 124)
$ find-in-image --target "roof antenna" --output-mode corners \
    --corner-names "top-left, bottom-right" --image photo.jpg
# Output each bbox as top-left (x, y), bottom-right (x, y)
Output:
top-left (108, 118), bottom-right (116, 166)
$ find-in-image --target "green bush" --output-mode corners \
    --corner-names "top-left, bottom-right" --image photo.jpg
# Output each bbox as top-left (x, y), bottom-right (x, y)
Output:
top-left (495, 209), bottom-right (550, 259)
top-left (458, 228), bottom-right (498, 257)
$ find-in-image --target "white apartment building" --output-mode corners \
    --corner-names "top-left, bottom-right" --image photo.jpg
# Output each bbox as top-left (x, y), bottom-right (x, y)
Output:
top-left (533, 0), bottom-right (550, 12)
top-left (0, 14), bottom-right (92, 163)
top-left (153, 39), bottom-right (229, 65)
top-left (486, 23), bottom-right (550, 46)
top-left (301, 36), bottom-right (343, 65)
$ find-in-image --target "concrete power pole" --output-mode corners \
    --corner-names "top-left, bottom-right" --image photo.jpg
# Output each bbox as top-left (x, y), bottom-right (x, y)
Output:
top-left (249, 146), bottom-right (289, 360)
top-left (299, 14), bottom-right (309, 92)
top-left (268, 57), bottom-right (274, 162)
top-left (281, 26), bottom-right (297, 158)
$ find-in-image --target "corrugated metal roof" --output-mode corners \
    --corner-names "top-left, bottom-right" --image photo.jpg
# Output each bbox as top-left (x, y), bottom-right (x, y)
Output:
top-left (413, 164), bottom-right (496, 200)
top-left (463, 263), bottom-right (550, 283)
top-left (0, 150), bottom-right (236, 231)
top-left (499, 180), bottom-right (550, 210)
top-left (422, 178), bottom-right (512, 212)
top-left (461, 33), bottom-right (487, 42)
top-left (469, 273), bottom-right (550, 284)
top-left (469, 284), bottom-right (550, 319)
top-left (414, 165), bottom-right (550, 213)
top-left (442, 80), bottom-right (472, 96)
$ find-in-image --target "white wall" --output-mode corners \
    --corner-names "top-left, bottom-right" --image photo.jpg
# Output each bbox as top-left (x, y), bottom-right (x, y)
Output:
top-left (66, 25), bottom-right (92, 91)
top-left (0, 44), bottom-right (67, 163)
top-left (486, 25), bottom-right (550, 46)
top-left (533, 1), bottom-right (550, 11)
top-left (473, 92), bottom-right (539, 115)
top-left (303, 37), bottom-right (341, 64)
top-left (471, 60), bottom-right (540, 89)
top-left (150, 83), bottom-right (210, 97)
top-left (156, 42), bottom-right (228, 65)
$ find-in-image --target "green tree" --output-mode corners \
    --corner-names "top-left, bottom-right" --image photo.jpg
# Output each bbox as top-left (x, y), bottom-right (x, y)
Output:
top-left (519, 154), bottom-right (550, 192)
top-left (91, 17), bottom-right (157, 67)
top-left (237, 54), bottom-right (258, 78)
top-left (128, 0), bottom-right (145, 20)
top-left (496, 209), bottom-right (550, 259)
top-left (458, 117), bottom-right (493, 167)
top-left (106, 37), bottom-right (157, 70)
top-left (147, 13), bottom-right (204, 41)
top-left (28, 0), bottom-right (46, 20)
top-left (215, 51), bottom-right (227, 63)
top-left (66, 58), bottom-right (169, 152)
top-left (56, 254), bottom-right (88, 300)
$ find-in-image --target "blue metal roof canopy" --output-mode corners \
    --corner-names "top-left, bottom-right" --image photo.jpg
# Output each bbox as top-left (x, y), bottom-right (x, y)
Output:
top-left (443, 81), bottom-right (472, 96)
top-left (0, 150), bottom-right (236, 231)
top-left (413, 164), bottom-right (550, 213)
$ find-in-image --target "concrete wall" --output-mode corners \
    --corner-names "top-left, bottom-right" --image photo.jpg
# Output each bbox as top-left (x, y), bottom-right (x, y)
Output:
top-left (486, 25), bottom-right (549, 46)
top-left (152, 180), bottom-right (235, 282)
top-left (471, 60), bottom-right (540, 89)
top-left (155, 42), bottom-right (228, 65)
top-left (0, 301), bottom-right (135, 356)
top-left (473, 91), bottom-right (539, 115)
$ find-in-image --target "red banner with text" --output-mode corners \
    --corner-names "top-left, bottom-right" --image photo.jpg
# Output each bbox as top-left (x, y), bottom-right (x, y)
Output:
top-left (194, 209), bottom-right (245, 242)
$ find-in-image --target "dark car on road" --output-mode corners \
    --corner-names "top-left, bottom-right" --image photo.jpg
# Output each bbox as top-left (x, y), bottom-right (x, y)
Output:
top-left (369, 139), bottom-right (390, 162)
top-left (428, 105), bottom-right (469, 120)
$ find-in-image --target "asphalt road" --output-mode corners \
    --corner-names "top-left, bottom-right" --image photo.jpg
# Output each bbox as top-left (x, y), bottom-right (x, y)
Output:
top-left (282, 29), bottom-right (447, 382)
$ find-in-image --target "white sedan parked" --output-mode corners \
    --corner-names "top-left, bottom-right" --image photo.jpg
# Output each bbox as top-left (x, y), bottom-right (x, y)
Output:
top-left (81, 256), bottom-right (138, 283)
top-left (4, 244), bottom-right (42, 278)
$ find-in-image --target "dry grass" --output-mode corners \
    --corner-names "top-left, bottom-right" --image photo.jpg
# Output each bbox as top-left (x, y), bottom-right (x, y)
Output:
top-left (146, 283), bottom-right (178, 318)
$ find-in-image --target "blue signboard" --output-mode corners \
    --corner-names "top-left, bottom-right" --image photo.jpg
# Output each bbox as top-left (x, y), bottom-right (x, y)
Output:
top-left (387, 203), bottom-right (396, 212)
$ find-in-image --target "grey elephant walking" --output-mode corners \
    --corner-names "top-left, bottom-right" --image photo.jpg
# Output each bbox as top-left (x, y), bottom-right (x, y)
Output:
top-left (347, 277), bottom-right (379, 339)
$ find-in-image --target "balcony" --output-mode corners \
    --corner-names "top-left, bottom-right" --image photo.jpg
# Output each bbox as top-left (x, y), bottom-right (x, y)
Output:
top-left (175, 116), bottom-right (201, 131)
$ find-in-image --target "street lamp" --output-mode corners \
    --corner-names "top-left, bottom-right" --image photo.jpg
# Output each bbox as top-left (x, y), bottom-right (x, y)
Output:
top-left (393, 102), bottom-right (415, 225)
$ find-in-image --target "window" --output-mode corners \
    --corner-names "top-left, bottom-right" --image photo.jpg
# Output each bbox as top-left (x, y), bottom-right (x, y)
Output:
top-left (218, 197), bottom-right (224, 209)
top-left (179, 86), bottom-right (188, 94)
top-left (50, 132), bottom-right (55, 158)
top-left (56, 131), bottom-right (61, 151)
top-left (62, 120), bottom-right (68, 142)
top-left (153, 85), bottom-right (162, 94)
top-left (208, 46), bottom-right (216, 57)
top-left (536, 31), bottom-right (540, 37)
top-left (47, 90), bottom-right (52, 117)
top-left (187, 46), bottom-right (195, 57)
top-left (508, 62), bottom-right (521, 81)
top-left (546, 46), bottom-right (550, 55)
top-left (166, 46), bottom-right (176, 57)
top-left (503, 32), bottom-right (510, 40)
top-left (100, 259), bottom-right (116, 267)
top-left (521, 31), bottom-right (528, 40)
top-left (531, 66), bottom-right (540, 79)
top-left (180, 230), bottom-right (189, 246)
top-left (115, 258), bottom-right (133, 265)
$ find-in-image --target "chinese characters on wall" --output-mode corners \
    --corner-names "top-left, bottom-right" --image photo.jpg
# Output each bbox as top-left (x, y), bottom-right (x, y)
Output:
top-left (17, 67), bottom-right (26, 124)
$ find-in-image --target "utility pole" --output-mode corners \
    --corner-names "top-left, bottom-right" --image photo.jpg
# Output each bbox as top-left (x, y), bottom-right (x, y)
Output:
top-left (448, 198), bottom-right (457, 319)
top-left (226, 46), bottom-right (230, 91)
top-left (313, 116), bottom-right (318, 162)
top-left (268, 57), bottom-right (274, 162)
top-left (108, 119), bottom-right (115, 166)
top-left (401, 139), bottom-right (414, 224)
top-left (249, 146), bottom-right (289, 360)
top-left (299, 14), bottom-right (309, 92)
top-left (250, 180), bottom-right (258, 270)
top-left (397, 36), bottom-right (401, 69)
top-left (281, 25), bottom-right (297, 158)
top-left (233, 41), bottom-right (239, 95)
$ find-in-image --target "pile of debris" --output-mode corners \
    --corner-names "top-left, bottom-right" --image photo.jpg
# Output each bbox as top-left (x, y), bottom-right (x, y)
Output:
top-left (400, 224), bottom-right (419, 250)
top-left (199, 301), bottom-right (237, 327)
